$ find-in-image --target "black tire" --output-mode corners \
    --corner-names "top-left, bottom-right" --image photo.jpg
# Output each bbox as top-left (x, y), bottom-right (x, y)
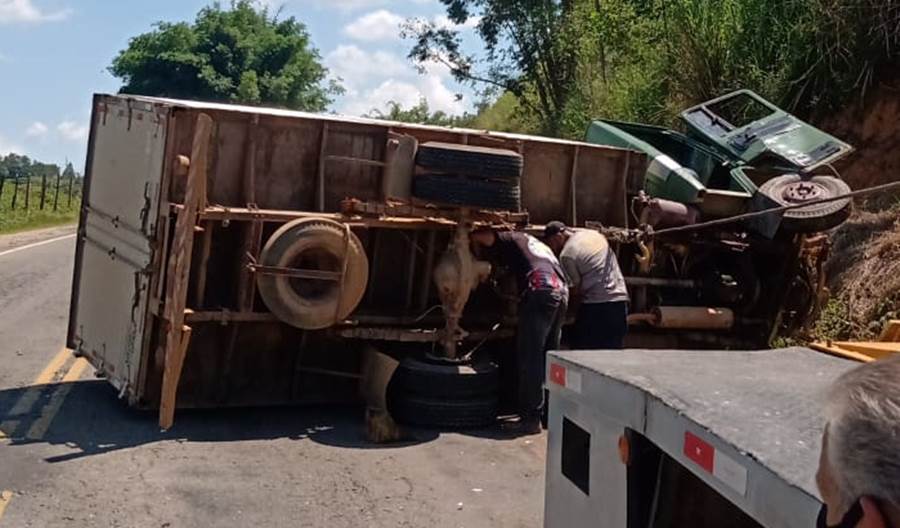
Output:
top-left (257, 218), bottom-right (369, 330)
top-left (392, 394), bottom-right (499, 429)
top-left (413, 173), bottom-right (521, 211)
top-left (759, 174), bottom-right (852, 233)
top-left (416, 142), bottom-right (523, 180)
top-left (396, 357), bottom-right (499, 399)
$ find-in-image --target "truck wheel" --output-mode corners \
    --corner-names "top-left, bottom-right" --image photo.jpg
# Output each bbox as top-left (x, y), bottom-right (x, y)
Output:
top-left (392, 394), bottom-right (499, 429)
top-left (396, 357), bottom-right (499, 399)
top-left (759, 175), bottom-right (852, 232)
top-left (257, 218), bottom-right (368, 330)
top-left (413, 173), bottom-right (521, 211)
top-left (416, 142), bottom-right (523, 180)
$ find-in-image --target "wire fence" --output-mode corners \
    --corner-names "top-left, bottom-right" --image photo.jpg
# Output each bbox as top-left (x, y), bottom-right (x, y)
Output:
top-left (0, 168), bottom-right (82, 213)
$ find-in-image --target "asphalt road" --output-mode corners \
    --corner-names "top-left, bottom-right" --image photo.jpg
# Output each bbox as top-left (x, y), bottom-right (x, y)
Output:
top-left (0, 227), bottom-right (547, 528)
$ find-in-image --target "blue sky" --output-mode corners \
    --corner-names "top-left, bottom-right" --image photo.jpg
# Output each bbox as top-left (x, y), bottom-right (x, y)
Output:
top-left (0, 0), bottom-right (478, 170)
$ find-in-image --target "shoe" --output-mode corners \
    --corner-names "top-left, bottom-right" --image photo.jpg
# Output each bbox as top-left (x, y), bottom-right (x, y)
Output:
top-left (500, 416), bottom-right (542, 435)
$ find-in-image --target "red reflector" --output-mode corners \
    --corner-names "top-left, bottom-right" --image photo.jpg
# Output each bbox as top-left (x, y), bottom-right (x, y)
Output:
top-left (549, 363), bottom-right (566, 386)
top-left (684, 431), bottom-right (714, 473)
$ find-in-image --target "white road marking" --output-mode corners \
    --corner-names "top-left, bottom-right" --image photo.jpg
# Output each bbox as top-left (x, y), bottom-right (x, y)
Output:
top-left (0, 234), bottom-right (75, 259)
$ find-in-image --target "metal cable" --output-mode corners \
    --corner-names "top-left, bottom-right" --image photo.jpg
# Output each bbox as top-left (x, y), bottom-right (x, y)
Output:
top-left (650, 179), bottom-right (900, 237)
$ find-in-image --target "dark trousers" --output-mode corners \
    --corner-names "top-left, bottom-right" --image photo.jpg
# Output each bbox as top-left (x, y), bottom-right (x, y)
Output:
top-left (571, 301), bottom-right (628, 350)
top-left (517, 288), bottom-right (568, 419)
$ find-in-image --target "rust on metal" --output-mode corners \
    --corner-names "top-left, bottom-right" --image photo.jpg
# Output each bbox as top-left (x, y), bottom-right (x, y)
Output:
top-left (335, 326), bottom-right (514, 343)
top-left (569, 145), bottom-right (580, 225)
top-left (316, 122), bottom-right (330, 211)
top-left (193, 221), bottom-right (215, 308)
top-left (341, 198), bottom-right (529, 226)
top-left (326, 155), bottom-right (386, 168)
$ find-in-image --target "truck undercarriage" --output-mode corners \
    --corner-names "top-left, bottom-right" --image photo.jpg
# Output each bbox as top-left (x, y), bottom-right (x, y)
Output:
top-left (67, 92), bottom-right (853, 432)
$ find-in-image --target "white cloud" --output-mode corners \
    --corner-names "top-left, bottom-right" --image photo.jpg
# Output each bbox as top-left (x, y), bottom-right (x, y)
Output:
top-left (0, 0), bottom-right (72, 24)
top-left (418, 74), bottom-right (465, 114)
top-left (337, 75), bottom-right (465, 117)
top-left (343, 10), bottom-right (478, 43)
top-left (311, 0), bottom-right (387, 12)
top-left (57, 121), bottom-right (88, 142)
top-left (25, 121), bottom-right (48, 138)
top-left (344, 9), bottom-right (403, 42)
top-left (340, 79), bottom-right (422, 116)
top-left (326, 45), bottom-right (408, 91)
top-left (433, 14), bottom-right (481, 30)
top-left (325, 42), bottom-right (468, 118)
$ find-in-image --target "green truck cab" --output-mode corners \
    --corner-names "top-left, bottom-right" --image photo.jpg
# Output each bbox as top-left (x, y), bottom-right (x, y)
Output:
top-left (586, 90), bottom-right (854, 234)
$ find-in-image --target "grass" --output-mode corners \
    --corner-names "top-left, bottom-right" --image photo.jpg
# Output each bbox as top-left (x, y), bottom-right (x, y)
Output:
top-left (0, 178), bottom-right (81, 235)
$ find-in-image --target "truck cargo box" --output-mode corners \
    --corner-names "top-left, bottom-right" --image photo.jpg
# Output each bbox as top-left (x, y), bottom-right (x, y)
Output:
top-left (66, 94), bottom-right (644, 426)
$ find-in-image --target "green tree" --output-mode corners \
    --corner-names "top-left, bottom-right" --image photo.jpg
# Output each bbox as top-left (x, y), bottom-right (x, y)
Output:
top-left (366, 98), bottom-right (476, 127)
top-left (61, 162), bottom-right (77, 182)
top-left (428, 0), bottom-right (900, 136)
top-left (404, 0), bottom-right (581, 135)
top-left (109, 1), bottom-right (340, 111)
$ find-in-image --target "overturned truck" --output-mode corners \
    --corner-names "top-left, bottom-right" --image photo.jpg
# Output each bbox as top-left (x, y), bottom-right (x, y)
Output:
top-left (67, 93), bottom-right (853, 430)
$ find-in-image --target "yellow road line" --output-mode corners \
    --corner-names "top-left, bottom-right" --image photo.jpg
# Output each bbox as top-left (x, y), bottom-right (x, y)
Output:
top-left (34, 347), bottom-right (73, 385)
top-left (26, 358), bottom-right (90, 441)
top-left (0, 490), bottom-right (12, 520)
top-left (0, 348), bottom-right (74, 438)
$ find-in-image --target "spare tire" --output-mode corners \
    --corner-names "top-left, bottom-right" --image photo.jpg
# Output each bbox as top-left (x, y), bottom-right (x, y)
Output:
top-left (396, 357), bottom-right (499, 399)
top-left (416, 142), bottom-right (523, 180)
top-left (413, 173), bottom-right (521, 211)
top-left (391, 394), bottom-right (499, 429)
top-left (257, 218), bottom-right (368, 330)
top-left (759, 174), bottom-right (852, 233)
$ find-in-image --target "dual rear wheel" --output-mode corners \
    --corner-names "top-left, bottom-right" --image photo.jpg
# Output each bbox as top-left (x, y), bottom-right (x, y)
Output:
top-left (389, 356), bottom-right (500, 429)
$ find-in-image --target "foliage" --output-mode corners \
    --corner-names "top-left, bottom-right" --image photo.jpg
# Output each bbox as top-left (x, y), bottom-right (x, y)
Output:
top-left (434, 0), bottom-right (900, 136)
top-left (0, 155), bottom-right (81, 234)
top-left (366, 98), bottom-right (477, 127)
top-left (404, 0), bottom-right (581, 135)
top-left (470, 92), bottom-right (539, 133)
top-left (811, 298), bottom-right (856, 342)
top-left (109, 1), bottom-right (340, 111)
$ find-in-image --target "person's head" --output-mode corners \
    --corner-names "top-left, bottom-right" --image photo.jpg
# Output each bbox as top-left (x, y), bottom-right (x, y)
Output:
top-left (816, 355), bottom-right (900, 528)
top-left (543, 221), bottom-right (572, 254)
top-left (470, 228), bottom-right (497, 248)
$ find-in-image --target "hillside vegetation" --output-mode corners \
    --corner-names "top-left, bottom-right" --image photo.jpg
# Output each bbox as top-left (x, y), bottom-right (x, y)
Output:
top-left (411, 0), bottom-right (900, 138)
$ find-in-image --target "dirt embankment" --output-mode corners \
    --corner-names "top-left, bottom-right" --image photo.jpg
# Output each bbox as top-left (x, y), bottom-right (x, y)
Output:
top-left (822, 84), bottom-right (900, 192)
top-left (814, 85), bottom-right (900, 340)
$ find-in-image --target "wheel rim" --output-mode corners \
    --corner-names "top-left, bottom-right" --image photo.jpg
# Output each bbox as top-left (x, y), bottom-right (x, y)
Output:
top-left (780, 180), bottom-right (829, 204)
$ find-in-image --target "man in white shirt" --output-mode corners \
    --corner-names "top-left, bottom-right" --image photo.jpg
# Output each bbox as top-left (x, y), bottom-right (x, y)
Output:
top-left (544, 221), bottom-right (629, 349)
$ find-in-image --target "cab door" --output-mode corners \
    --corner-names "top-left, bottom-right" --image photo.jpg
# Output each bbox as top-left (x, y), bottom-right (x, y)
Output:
top-left (680, 90), bottom-right (853, 172)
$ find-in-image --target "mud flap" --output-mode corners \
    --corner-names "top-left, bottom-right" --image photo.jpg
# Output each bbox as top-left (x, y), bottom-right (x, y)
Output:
top-left (361, 346), bottom-right (406, 443)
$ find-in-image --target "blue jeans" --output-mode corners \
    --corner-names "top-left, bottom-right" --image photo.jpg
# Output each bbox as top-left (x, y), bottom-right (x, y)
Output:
top-left (517, 287), bottom-right (568, 419)
top-left (571, 301), bottom-right (628, 350)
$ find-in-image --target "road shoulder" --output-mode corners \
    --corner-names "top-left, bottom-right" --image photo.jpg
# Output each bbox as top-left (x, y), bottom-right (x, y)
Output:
top-left (0, 224), bottom-right (76, 254)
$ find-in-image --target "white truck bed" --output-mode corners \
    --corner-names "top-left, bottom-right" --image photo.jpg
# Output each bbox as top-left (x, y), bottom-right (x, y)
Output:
top-left (544, 347), bottom-right (856, 528)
